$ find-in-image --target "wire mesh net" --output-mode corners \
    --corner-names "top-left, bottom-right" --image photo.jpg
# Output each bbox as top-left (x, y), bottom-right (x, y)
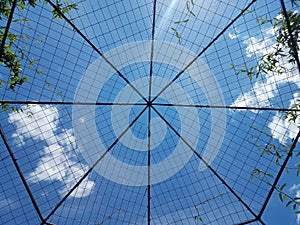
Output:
top-left (0, 0), bottom-right (300, 224)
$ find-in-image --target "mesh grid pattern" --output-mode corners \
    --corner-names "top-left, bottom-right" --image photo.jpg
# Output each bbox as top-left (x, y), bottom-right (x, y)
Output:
top-left (0, 0), bottom-right (300, 224)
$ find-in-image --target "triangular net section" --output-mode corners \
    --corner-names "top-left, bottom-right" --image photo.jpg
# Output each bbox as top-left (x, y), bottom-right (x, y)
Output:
top-left (0, 0), bottom-right (300, 224)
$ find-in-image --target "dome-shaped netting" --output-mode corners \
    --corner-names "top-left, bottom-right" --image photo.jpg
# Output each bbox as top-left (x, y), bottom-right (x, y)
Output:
top-left (0, 0), bottom-right (300, 224)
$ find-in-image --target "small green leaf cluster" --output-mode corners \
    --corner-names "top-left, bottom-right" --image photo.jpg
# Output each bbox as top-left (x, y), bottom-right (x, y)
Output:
top-left (0, 0), bottom-right (78, 111)
top-left (251, 138), bottom-right (300, 215)
top-left (277, 184), bottom-right (300, 214)
top-left (251, 168), bottom-right (274, 182)
top-left (51, 0), bottom-right (78, 19)
top-left (275, 10), bottom-right (300, 64)
top-left (0, 0), bottom-right (78, 89)
top-left (251, 164), bottom-right (300, 214)
top-left (0, 30), bottom-right (27, 90)
top-left (171, 0), bottom-right (196, 45)
top-left (286, 100), bottom-right (300, 125)
top-left (232, 8), bottom-right (299, 80)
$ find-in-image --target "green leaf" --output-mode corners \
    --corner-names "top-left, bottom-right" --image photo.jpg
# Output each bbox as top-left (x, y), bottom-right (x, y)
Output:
top-left (11, 106), bottom-right (19, 113)
top-left (285, 195), bottom-right (289, 201)
top-left (280, 183), bottom-right (286, 191)
top-left (279, 192), bottom-right (283, 202)
top-left (194, 216), bottom-right (203, 222)
top-left (186, 1), bottom-right (190, 11)
top-left (189, 11), bottom-right (196, 17)
top-left (36, 69), bottom-right (43, 74)
top-left (174, 19), bottom-right (189, 24)
top-left (285, 167), bottom-right (289, 174)
top-left (286, 201), bottom-right (293, 207)
top-left (1, 103), bottom-right (10, 112)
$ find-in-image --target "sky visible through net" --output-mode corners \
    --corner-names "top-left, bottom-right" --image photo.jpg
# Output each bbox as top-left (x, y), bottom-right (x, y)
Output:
top-left (0, 0), bottom-right (300, 224)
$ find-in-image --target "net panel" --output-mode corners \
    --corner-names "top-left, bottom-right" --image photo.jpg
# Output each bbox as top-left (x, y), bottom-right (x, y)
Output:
top-left (0, 0), bottom-right (299, 224)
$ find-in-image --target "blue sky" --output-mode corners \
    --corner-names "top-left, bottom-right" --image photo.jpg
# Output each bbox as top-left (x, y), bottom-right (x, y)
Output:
top-left (0, 0), bottom-right (300, 224)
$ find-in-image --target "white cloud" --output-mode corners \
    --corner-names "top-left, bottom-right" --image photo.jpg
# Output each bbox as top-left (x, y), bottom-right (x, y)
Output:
top-left (11, 132), bottom-right (25, 147)
top-left (243, 35), bottom-right (273, 57)
top-left (289, 183), bottom-right (300, 224)
top-left (231, 22), bottom-right (300, 112)
top-left (9, 105), bottom-right (59, 146)
top-left (290, 184), bottom-right (300, 192)
top-left (232, 81), bottom-right (276, 111)
top-left (265, 27), bottom-right (276, 36)
top-left (228, 32), bottom-right (238, 39)
top-left (57, 128), bottom-right (77, 151)
top-left (9, 105), bottom-right (95, 198)
top-left (268, 93), bottom-right (300, 145)
top-left (228, 27), bottom-right (239, 39)
top-left (230, 27), bottom-right (276, 58)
